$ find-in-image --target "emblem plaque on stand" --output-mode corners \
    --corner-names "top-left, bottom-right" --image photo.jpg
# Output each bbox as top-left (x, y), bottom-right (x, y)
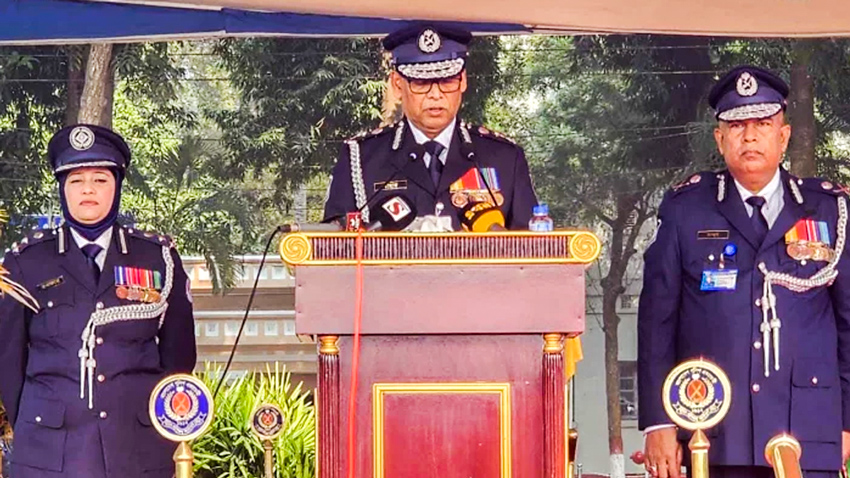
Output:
top-left (149, 374), bottom-right (215, 478)
top-left (250, 403), bottom-right (286, 478)
top-left (662, 358), bottom-right (732, 478)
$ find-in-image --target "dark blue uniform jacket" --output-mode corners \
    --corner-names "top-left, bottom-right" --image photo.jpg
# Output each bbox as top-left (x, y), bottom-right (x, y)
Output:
top-left (0, 225), bottom-right (196, 478)
top-left (638, 169), bottom-right (850, 471)
top-left (323, 118), bottom-right (538, 230)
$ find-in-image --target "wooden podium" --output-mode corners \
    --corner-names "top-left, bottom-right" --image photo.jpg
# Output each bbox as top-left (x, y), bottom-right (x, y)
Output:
top-left (280, 231), bottom-right (600, 478)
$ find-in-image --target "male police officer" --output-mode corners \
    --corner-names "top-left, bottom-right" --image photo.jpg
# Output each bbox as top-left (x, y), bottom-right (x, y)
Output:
top-left (323, 23), bottom-right (538, 230)
top-left (0, 125), bottom-right (196, 477)
top-left (638, 66), bottom-right (850, 478)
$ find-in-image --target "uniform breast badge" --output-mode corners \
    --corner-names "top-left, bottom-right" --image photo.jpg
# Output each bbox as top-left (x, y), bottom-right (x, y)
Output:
top-left (449, 168), bottom-right (504, 208)
top-left (663, 359), bottom-right (732, 478)
top-left (784, 218), bottom-right (835, 263)
top-left (115, 266), bottom-right (163, 303)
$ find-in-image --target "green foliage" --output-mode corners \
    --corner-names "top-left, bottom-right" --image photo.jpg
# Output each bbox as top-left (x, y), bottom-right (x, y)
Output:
top-left (193, 363), bottom-right (316, 478)
top-left (0, 46), bottom-right (68, 247)
top-left (209, 38), bottom-right (385, 203)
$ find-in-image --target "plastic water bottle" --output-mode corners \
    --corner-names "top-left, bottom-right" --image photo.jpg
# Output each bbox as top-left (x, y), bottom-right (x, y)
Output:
top-left (528, 203), bottom-right (554, 232)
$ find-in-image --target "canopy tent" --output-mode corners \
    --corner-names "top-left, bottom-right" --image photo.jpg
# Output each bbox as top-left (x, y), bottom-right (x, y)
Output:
top-left (3, 0), bottom-right (850, 45)
top-left (0, 0), bottom-right (527, 45)
top-left (89, 0), bottom-right (850, 38)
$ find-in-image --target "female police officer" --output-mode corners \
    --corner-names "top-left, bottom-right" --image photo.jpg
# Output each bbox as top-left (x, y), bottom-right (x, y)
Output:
top-left (0, 124), bottom-right (196, 477)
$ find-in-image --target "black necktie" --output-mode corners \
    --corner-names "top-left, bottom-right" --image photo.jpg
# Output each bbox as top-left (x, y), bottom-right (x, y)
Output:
top-left (82, 243), bottom-right (103, 283)
top-left (746, 196), bottom-right (769, 245)
top-left (424, 141), bottom-right (445, 187)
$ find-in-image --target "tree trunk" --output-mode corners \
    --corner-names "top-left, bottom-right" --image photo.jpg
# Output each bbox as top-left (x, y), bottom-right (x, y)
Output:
top-left (787, 40), bottom-right (816, 178)
top-left (78, 43), bottom-right (114, 127)
top-left (65, 46), bottom-right (87, 126)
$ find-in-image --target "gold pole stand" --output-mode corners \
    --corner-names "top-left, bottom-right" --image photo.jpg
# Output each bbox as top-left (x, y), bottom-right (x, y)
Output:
top-left (765, 434), bottom-right (802, 478)
top-left (689, 429), bottom-right (710, 478)
top-left (264, 440), bottom-right (274, 478)
top-left (174, 441), bottom-right (194, 478)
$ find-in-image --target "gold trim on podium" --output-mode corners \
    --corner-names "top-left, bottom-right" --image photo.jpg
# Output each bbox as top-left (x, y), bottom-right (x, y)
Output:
top-left (280, 230), bottom-right (601, 266)
top-left (372, 382), bottom-right (512, 478)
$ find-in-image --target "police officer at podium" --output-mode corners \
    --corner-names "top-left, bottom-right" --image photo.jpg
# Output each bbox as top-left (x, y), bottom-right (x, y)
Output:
top-left (323, 23), bottom-right (538, 230)
top-left (638, 66), bottom-right (850, 478)
top-left (0, 124), bottom-right (196, 477)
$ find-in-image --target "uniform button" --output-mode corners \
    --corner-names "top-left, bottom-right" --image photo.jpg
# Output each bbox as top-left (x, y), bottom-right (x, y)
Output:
top-left (96, 337), bottom-right (104, 345)
top-left (35, 416), bottom-right (42, 423)
top-left (96, 302), bottom-right (104, 310)
top-left (812, 377), bottom-right (819, 385)
top-left (47, 301), bottom-right (54, 308)
top-left (97, 374), bottom-right (105, 383)
top-left (754, 341), bottom-right (762, 350)
top-left (752, 383), bottom-right (760, 393)
top-left (708, 254), bottom-right (715, 261)
top-left (755, 298), bottom-right (761, 307)
top-left (99, 411), bottom-right (108, 419)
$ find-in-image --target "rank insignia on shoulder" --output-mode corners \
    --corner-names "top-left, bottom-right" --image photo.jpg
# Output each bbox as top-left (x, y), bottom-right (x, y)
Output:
top-left (468, 124), bottom-right (517, 145)
top-left (37, 275), bottom-right (65, 290)
top-left (672, 174), bottom-right (702, 192)
top-left (115, 266), bottom-right (163, 303)
top-left (785, 218), bottom-right (835, 262)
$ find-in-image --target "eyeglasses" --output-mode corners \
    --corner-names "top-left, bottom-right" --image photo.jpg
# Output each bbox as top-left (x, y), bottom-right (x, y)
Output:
top-left (407, 75), bottom-right (463, 94)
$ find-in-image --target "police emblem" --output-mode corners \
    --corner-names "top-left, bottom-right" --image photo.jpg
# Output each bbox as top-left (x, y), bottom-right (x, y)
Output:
top-left (736, 72), bottom-right (758, 97)
top-left (149, 374), bottom-right (214, 442)
top-left (69, 126), bottom-right (95, 151)
top-left (662, 359), bottom-right (731, 431)
top-left (418, 29), bottom-right (441, 53)
top-left (250, 403), bottom-right (286, 441)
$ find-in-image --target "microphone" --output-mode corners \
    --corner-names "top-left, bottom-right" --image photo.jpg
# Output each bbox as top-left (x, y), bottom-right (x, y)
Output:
top-left (358, 144), bottom-right (425, 215)
top-left (460, 141), bottom-right (501, 209)
top-left (764, 434), bottom-right (802, 478)
top-left (277, 223), bottom-right (343, 233)
top-left (459, 201), bottom-right (506, 232)
top-left (366, 193), bottom-right (418, 231)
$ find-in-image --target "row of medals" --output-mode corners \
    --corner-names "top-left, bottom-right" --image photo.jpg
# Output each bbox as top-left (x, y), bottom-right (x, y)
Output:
top-left (116, 285), bottom-right (161, 303)
top-left (787, 241), bottom-right (835, 262)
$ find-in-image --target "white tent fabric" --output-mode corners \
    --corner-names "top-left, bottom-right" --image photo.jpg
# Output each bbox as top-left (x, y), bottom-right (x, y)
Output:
top-left (97, 0), bottom-right (850, 37)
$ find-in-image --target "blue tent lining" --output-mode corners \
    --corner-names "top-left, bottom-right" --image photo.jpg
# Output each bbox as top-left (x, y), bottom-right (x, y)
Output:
top-left (0, 0), bottom-right (529, 44)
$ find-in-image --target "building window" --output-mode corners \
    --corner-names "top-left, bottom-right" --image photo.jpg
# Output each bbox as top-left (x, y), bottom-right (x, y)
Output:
top-left (264, 321), bottom-right (279, 336)
top-left (619, 295), bottom-right (639, 310)
top-left (205, 322), bottom-right (220, 337)
top-left (283, 319), bottom-right (296, 336)
top-left (194, 324), bottom-right (201, 337)
top-left (224, 321), bottom-right (240, 337)
top-left (198, 266), bottom-right (211, 281)
top-left (620, 361), bottom-right (638, 420)
top-left (271, 266), bottom-right (288, 280)
top-left (245, 322), bottom-right (259, 337)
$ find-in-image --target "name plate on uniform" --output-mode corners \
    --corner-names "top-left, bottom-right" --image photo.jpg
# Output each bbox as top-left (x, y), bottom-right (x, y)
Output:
top-left (149, 374), bottom-right (214, 442)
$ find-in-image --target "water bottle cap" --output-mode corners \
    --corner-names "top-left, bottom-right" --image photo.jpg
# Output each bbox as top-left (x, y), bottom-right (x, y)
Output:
top-left (534, 203), bottom-right (549, 215)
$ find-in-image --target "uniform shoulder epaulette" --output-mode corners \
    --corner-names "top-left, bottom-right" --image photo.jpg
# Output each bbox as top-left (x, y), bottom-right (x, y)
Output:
top-left (466, 123), bottom-right (517, 145)
top-left (348, 122), bottom-right (398, 142)
top-left (10, 227), bottom-right (57, 255)
top-left (796, 177), bottom-right (847, 196)
top-left (670, 172), bottom-right (711, 195)
top-left (123, 226), bottom-right (174, 248)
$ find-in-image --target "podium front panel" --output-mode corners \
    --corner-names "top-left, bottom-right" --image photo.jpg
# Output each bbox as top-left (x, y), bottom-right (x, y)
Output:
top-left (296, 264), bottom-right (585, 335)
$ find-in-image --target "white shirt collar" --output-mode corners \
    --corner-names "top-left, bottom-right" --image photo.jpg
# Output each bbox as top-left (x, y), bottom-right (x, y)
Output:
top-left (70, 226), bottom-right (113, 255)
top-left (734, 168), bottom-right (781, 203)
top-left (408, 118), bottom-right (456, 155)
